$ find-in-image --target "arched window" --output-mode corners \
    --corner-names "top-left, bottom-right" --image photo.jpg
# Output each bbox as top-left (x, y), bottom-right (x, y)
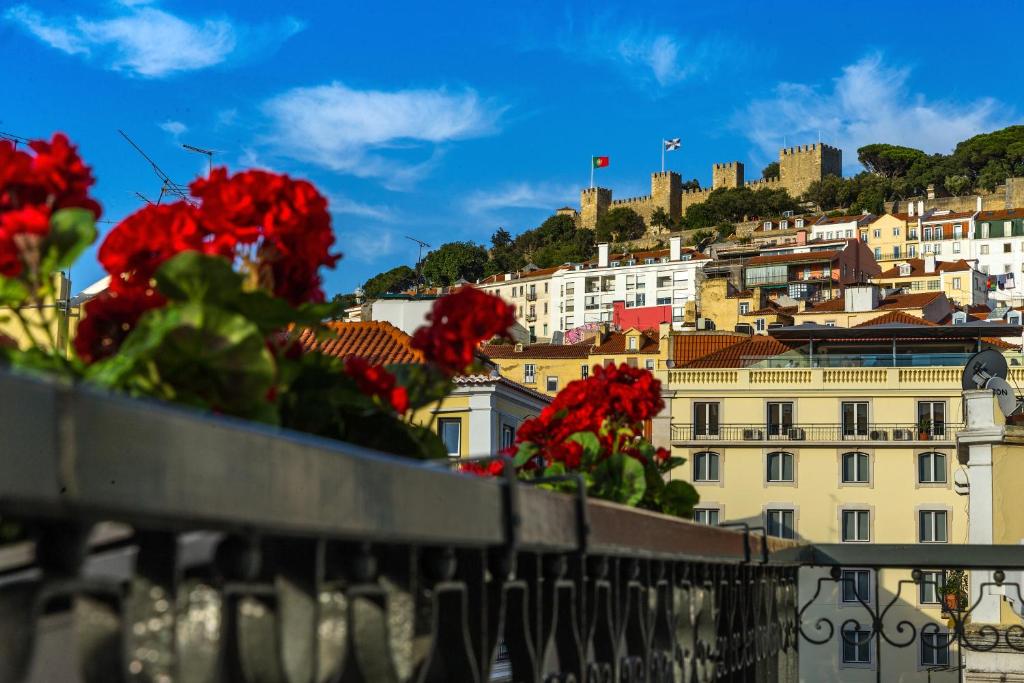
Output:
top-left (693, 451), bottom-right (720, 482)
top-left (841, 452), bottom-right (870, 484)
top-left (766, 451), bottom-right (794, 482)
top-left (918, 452), bottom-right (947, 484)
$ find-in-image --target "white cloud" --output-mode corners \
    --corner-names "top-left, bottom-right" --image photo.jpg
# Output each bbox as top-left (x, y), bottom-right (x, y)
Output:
top-left (261, 82), bottom-right (502, 187)
top-left (737, 54), bottom-right (1011, 170)
top-left (463, 182), bottom-right (578, 214)
top-left (336, 228), bottom-right (399, 263)
top-left (159, 120), bottom-right (187, 137)
top-left (327, 193), bottom-right (395, 222)
top-left (4, 3), bottom-right (303, 78)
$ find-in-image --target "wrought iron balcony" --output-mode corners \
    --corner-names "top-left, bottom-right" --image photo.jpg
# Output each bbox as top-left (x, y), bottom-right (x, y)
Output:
top-left (525, 291), bottom-right (537, 301)
top-left (525, 312), bottom-right (537, 322)
top-left (671, 422), bottom-right (961, 445)
top-left (0, 371), bottom-right (1021, 681)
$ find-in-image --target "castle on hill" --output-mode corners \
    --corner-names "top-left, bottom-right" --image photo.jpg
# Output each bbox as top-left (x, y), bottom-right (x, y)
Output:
top-left (559, 142), bottom-right (842, 230)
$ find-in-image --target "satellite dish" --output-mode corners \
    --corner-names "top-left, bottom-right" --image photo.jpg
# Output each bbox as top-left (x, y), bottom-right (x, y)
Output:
top-left (986, 376), bottom-right (1019, 417)
top-left (962, 349), bottom-right (1009, 390)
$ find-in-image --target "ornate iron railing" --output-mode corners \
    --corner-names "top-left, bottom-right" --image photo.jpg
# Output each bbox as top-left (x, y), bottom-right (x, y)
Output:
top-left (0, 372), bottom-right (799, 682)
top-left (671, 423), bottom-right (960, 444)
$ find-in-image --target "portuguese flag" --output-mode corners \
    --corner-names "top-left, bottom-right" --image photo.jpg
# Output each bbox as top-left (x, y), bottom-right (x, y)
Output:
top-left (592, 156), bottom-right (610, 168)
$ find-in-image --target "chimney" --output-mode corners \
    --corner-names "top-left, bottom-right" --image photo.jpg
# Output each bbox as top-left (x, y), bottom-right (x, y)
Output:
top-left (598, 243), bottom-right (610, 268)
top-left (917, 200), bottom-right (924, 216)
top-left (925, 254), bottom-right (936, 274)
top-left (504, 273), bottom-right (512, 281)
top-left (796, 229), bottom-right (807, 245)
top-left (844, 284), bottom-right (881, 313)
top-left (908, 202), bottom-right (916, 217)
top-left (976, 195), bottom-right (983, 212)
top-left (927, 184), bottom-right (936, 199)
top-left (670, 235), bottom-right (682, 261)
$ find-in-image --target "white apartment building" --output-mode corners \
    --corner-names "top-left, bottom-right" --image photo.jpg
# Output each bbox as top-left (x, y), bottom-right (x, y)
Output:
top-left (969, 208), bottom-right (1024, 303)
top-left (549, 236), bottom-right (706, 334)
top-left (914, 208), bottom-right (975, 262)
top-left (810, 213), bottom-right (874, 241)
top-left (477, 265), bottom-right (570, 342)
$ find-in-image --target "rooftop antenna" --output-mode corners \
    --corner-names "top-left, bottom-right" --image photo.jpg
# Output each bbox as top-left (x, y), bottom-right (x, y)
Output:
top-left (134, 191), bottom-right (155, 206)
top-left (405, 236), bottom-right (431, 294)
top-left (118, 129), bottom-right (195, 206)
top-left (182, 142), bottom-right (216, 176)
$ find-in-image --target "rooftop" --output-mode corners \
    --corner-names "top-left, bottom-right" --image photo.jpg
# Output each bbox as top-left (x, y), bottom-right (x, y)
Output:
top-left (672, 333), bottom-right (749, 364)
top-left (480, 341), bottom-right (593, 359)
top-left (593, 330), bottom-right (659, 355)
top-left (297, 321), bottom-right (424, 365)
top-left (747, 250), bottom-right (841, 266)
top-left (977, 208), bottom-right (1024, 221)
top-left (876, 258), bottom-right (973, 278)
top-left (796, 291), bottom-right (944, 314)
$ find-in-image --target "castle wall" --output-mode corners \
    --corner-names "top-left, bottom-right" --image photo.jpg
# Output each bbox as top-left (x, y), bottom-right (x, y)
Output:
top-left (779, 143), bottom-right (842, 197)
top-left (744, 177), bottom-right (784, 192)
top-left (681, 187), bottom-right (715, 213)
top-left (610, 195), bottom-right (654, 223)
top-left (712, 162), bottom-right (744, 189)
top-left (651, 171), bottom-right (682, 221)
top-left (580, 187), bottom-right (611, 229)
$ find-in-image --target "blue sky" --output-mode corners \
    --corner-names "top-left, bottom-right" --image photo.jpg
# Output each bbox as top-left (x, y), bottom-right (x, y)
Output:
top-left (2, 0), bottom-right (1022, 296)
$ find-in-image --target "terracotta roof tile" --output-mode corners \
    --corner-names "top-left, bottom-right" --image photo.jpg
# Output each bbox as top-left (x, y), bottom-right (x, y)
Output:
top-left (683, 336), bottom-right (799, 368)
top-left (748, 250), bottom-right (841, 266)
top-left (876, 258), bottom-right (973, 278)
top-left (852, 311), bottom-right (935, 327)
top-left (977, 208), bottom-right (1024, 221)
top-left (672, 334), bottom-right (748, 364)
top-left (481, 342), bottom-right (593, 359)
top-left (452, 375), bottom-right (552, 403)
top-left (593, 331), bottom-right (659, 354)
top-left (298, 321), bottom-right (424, 364)
top-left (921, 210), bottom-right (975, 222)
top-left (797, 291), bottom-right (942, 315)
top-left (477, 265), bottom-right (567, 285)
top-left (815, 214), bottom-right (873, 225)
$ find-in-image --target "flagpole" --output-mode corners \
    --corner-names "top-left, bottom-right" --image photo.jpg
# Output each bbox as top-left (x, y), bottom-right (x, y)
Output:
top-left (661, 140), bottom-right (665, 173)
top-left (590, 156), bottom-right (594, 189)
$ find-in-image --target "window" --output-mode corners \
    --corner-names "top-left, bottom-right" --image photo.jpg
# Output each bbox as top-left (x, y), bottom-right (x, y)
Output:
top-left (918, 401), bottom-right (945, 437)
top-left (739, 302), bottom-right (750, 315)
top-left (755, 318), bottom-right (765, 332)
top-left (796, 219), bottom-right (804, 228)
top-left (919, 570), bottom-right (944, 604)
top-left (780, 220), bottom-right (789, 230)
top-left (626, 274), bottom-right (635, 290)
top-left (766, 509), bottom-right (795, 539)
top-left (693, 451), bottom-right (720, 482)
top-left (766, 451), bottom-right (795, 482)
top-left (546, 376), bottom-right (558, 392)
top-left (524, 364), bottom-right (536, 384)
top-left (627, 336), bottom-right (638, 350)
top-left (763, 221), bottom-right (772, 230)
top-left (921, 632), bottom-right (950, 666)
top-left (874, 247), bottom-right (881, 260)
top-left (841, 402), bottom-right (868, 437)
top-left (767, 402), bottom-right (793, 437)
top-left (634, 293), bottom-right (646, 307)
top-left (893, 227), bottom-right (900, 237)
top-left (842, 452), bottom-right (869, 483)
top-left (873, 229), bottom-right (881, 239)
top-left (842, 626), bottom-right (872, 664)
top-left (439, 418), bottom-right (461, 457)
top-left (908, 245), bottom-right (917, 258)
top-left (924, 227), bottom-right (933, 241)
top-left (1006, 243), bottom-right (1014, 254)
top-left (982, 222), bottom-right (990, 238)
top-left (893, 246), bottom-right (900, 259)
top-left (694, 402), bottom-right (720, 436)
top-left (954, 224), bottom-right (963, 239)
top-left (693, 508), bottom-right (720, 525)
top-left (860, 230), bottom-right (868, 242)
top-left (825, 320), bottom-right (836, 327)
top-left (952, 276), bottom-right (961, 289)
top-left (919, 510), bottom-right (948, 543)
top-left (501, 424), bottom-right (515, 449)
top-left (981, 244), bottom-right (990, 255)
top-left (841, 510), bottom-right (870, 542)
top-left (841, 569), bottom-right (871, 604)
top-left (581, 365), bottom-right (589, 379)
top-left (646, 359), bottom-right (655, 371)
top-left (927, 279), bottom-right (940, 290)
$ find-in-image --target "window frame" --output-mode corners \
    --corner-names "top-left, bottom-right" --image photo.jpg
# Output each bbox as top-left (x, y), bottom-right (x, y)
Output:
top-left (841, 509), bottom-right (871, 543)
top-left (693, 451), bottom-right (720, 482)
top-left (918, 509), bottom-right (949, 543)
top-left (840, 568), bottom-right (872, 605)
top-left (693, 402), bottom-right (720, 437)
top-left (919, 570), bottom-right (945, 605)
top-left (766, 401), bottom-right (793, 437)
top-left (765, 508), bottom-right (795, 539)
top-left (438, 418), bottom-right (462, 458)
top-left (841, 625), bottom-right (873, 665)
top-left (841, 401), bottom-right (869, 438)
top-left (918, 451), bottom-right (947, 485)
top-left (693, 508), bottom-right (721, 526)
top-left (766, 451), bottom-right (795, 483)
top-left (921, 632), bottom-right (951, 667)
top-left (546, 376), bottom-right (559, 393)
top-left (841, 451), bottom-right (870, 484)
top-left (524, 363), bottom-right (537, 384)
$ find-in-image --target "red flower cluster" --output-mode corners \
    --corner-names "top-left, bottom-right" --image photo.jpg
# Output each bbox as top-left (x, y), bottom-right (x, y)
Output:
top-left (0, 134), bottom-right (101, 277)
top-left (411, 287), bottom-right (515, 375)
top-left (513, 363), bottom-right (669, 469)
top-left (80, 167), bottom-right (341, 364)
top-left (73, 288), bottom-right (164, 363)
top-left (344, 356), bottom-right (409, 414)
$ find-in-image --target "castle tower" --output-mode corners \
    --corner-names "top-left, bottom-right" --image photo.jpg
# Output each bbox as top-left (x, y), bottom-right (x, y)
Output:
top-left (580, 187), bottom-right (612, 229)
top-left (712, 162), bottom-right (744, 190)
top-left (779, 143), bottom-right (842, 197)
top-left (650, 171), bottom-right (682, 221)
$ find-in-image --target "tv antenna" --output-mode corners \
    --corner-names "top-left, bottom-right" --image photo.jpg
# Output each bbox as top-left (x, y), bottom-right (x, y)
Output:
top-left (0, 130), bottom-right (30, 148)
top-left (134, 191), bottom-right (155, 206)
top-left (118, 129), bottom-right (196, 206)
top-left (405, 236), bottom-right (431, 294)
top-left (182, 142), bottom-right (216, 175)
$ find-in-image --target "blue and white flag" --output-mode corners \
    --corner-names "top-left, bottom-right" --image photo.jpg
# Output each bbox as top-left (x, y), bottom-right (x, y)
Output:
top-left (664, 138), bottom-right (681, 151)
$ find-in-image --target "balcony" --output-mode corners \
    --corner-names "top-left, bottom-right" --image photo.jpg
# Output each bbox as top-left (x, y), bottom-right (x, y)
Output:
top-left (0, 371), bottom-right (1022, 681)
top-left (525, 312), bottom-right (537, 322)
top-left (671, 422), bottom-right (960, 445)
top-left (525, 291), bottom-right (537, 301)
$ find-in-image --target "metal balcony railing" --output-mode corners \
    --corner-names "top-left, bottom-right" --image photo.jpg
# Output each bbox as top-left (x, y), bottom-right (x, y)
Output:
top-left (525, 291), bottom-right (537, 301)
top-left (525, 313), bottom-right (537, 322)
top-left (0, 370), bottom-right (1022, 681)
top-left (671, 422), bottom-right (961, 443)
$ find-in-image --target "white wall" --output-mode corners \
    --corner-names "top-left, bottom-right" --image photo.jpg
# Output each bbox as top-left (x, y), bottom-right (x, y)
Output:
top-left (369, 298), bottom-right (434, 335)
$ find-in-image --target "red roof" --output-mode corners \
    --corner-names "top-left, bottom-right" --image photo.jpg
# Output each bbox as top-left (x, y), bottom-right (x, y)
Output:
top-left (298, 321), bottom-right (424, 364)
top-left (815, 214), bottom-right (873, 225)
top-left (477, 265), bottom-right (566, 285)
top-left (481, 342), bottom-right (592, 359)
top-left (672, 333), bottom-right (748, 364)
top-left (977, 208), bottom-right (1024, 221)
top-left (921, 210), bottom-right (974, 223)
top-left (593, 331), bottom-right (659, 354)
top-left (876, 259), bottom-right (973, 278)
top-left (853, 311), bottom-right (935, 327)
top-left (683, 336), bottom-right (799, 368)
top-left (748, 250), bottom-right (841, 266)
top-left (797, 291), bottom-right (943, 315)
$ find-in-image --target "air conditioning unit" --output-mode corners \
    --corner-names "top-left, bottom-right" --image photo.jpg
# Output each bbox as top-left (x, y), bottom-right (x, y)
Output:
top-left (869, 430), bottom-right (889, 441)
top-left (892, 429), bottom-right (913, 441)
top-left (743, 429), bottom-right (763, 441)
top-left (787, 428), bottom-right (806, 440)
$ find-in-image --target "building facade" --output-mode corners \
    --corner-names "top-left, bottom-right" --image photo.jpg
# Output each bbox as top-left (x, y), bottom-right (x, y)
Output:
top-left (873, 257), bottom-right (987, 307)
top-left (476, 265), bottom-right (567, 342)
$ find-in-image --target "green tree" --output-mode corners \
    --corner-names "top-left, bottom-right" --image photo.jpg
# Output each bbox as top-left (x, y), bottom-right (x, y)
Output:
top-left (595, 207), bottom-right (646, 243)
top-left (761, 161), bottom-right (780, 179)
top-left (484, 227), bottom-right (524, 276)
top-left (422, 241), bottom-right (488, 286)
top-left (857, 144), bottom-right (927, 178)
top-left (944, 174), bottom-right (972, 197)
top-left (803, 175), bottom-right (855, 210)
top-left (362, 265), bottom-right (417, 298)
top-left (680, 178), bottom-right (701, 191)
top-left (650, 207), bottom-right (671, 231)
top-left (977, 160), bottom-right (1010, 192)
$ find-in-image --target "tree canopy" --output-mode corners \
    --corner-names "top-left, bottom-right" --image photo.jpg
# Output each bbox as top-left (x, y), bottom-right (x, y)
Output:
top-left (362, 265), bottom-right (417, 298)
top-left (595, 207), bottom-right (646, 243)
top-left (682, 186), bottom-right (798, 229)
top-left (421, 242), bottom-right (488, 286)
top-left (761, 161), bottom-right (780, 179)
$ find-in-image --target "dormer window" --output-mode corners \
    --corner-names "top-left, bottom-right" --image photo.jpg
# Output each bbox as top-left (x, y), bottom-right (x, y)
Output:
top-left (610, 260), bottom-right (620, 267)
top-left (899, 264), bottom-right (911, 277)
top-left (764, 221), bottom-right (772, 230)
top-left (627, 336), bottom-right (638, 350)
top-left (645, 258), bottom-right (655, 264)
top-left (795, 219), bottom-right (804, 228)
top-left (780, 220), bottom-right (789, 230)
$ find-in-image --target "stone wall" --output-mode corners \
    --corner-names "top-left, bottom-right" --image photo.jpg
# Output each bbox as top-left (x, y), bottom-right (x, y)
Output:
top-left (891, 177), bottom-right (1024, 214)
top-left (779, 143), bottom-right (842, 197)
top-left (712, 162), bottom-right (744, 189)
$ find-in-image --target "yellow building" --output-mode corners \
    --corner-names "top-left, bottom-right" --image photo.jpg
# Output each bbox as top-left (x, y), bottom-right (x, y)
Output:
top-left (792, 287), bottom-right (955, 327)
top-left (482, 326), bottom-right (666, 395)
top-left (696, 278), bottom-right (795, 334)
top-left (872, 257), bottom-right (987, 306)
top-left (298, 321), bottom-right (550, 459)
top-left (863, 212), bottom-right (912, 263)
top-left (659, 320), bottom-right (1017, 679)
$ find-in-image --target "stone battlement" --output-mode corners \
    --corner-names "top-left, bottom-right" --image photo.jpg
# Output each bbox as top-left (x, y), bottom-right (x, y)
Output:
top-left (714, 162), bottom-right (742, 169)
top-left (781, 143), bottom-right (840, 155)
top-left (612, 195), bottom-right (651, 205)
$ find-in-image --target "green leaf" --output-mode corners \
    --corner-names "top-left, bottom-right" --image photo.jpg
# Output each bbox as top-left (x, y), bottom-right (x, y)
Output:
top-left (0, 277), bottom-right (28, 307)
top-left (659, 480), bottom-right (700, 518)
top-left (41, 208), bottom-right (97, 274)
top-left (566, 431), bottom-right (601, 459)
top-left (511, 441), bottom-right (538, 468)
top-left (590, 454), bottom-right (646, 507)
top-left (155, 251), bottom-right (243, 304)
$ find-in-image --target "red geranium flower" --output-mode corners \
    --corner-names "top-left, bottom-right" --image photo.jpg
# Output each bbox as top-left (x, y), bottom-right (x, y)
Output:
top-left (344, 356), bottom-right (409, 414)
top-left (74, 288), bottom-right (164, 363)
top-left (411, 287), bottom-right (515, 376)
